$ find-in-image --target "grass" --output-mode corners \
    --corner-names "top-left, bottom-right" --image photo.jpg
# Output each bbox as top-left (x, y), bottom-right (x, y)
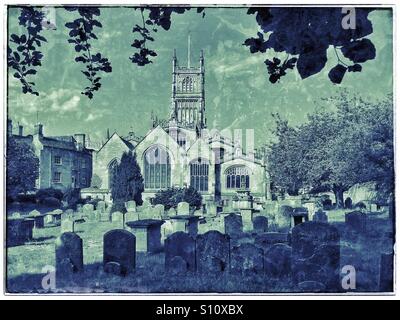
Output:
top-left (6, 208), bottom-right (394, 294)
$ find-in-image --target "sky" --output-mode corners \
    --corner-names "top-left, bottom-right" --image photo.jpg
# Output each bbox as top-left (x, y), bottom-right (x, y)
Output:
top-left (7, 7), bottom-right (393, 148)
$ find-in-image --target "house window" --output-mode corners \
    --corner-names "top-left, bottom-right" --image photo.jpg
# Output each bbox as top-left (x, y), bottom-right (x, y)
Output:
top-left (190, 158), bottom-right (209, 192)
top-left (53, 172), bottom-right (61, 183)
top-left (144, 145), bottom-right (171, 189)
top-left (54, 156), bottom-right (62, 165)
top-left (225, 166), bottom-right (250, 189)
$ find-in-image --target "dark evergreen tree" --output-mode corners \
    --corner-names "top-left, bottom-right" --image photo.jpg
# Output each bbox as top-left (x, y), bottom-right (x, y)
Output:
top-left (111, 151), bottom-right (144, 212)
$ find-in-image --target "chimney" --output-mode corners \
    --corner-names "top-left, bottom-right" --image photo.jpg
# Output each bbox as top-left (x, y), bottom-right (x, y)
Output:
top-left (7, 119), bottom-right (12, 136)
top-left (74, 133), bottom-right (86, 150)
top-left (18, 124), bottom-right (23, 136)
top-left (34, 123), bottom-right (43, 136)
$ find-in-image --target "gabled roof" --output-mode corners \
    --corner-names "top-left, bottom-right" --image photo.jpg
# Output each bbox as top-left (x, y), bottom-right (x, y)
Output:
top-left (96, 132), bottom-right (135, 154)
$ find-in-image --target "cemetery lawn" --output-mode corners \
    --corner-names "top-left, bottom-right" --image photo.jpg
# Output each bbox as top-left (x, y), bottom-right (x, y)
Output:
top-left (6, 209), bottom-right (393, 293)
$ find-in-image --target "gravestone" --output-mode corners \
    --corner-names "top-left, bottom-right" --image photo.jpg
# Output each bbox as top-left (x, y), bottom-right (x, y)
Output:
top-left (345, 211), bottom-right (367, 232)
top-left (153, 204), bottom-right (165, 218)
top-left (61, 218), bottom-right (74, 233)
top-left (312, 209), bottom-right (328, 223)
top-left (291, 222), bottom-right (340, 291)
top-left (55, 232), bottom-right (83, 283)
top-left (264, 243), bottom-right (292, 277)
top-left (161, 220), bottom-right (174, 244)
top-left (193, 209), bottom-right (203, 216)
top-left (64, 209), bottom-right (74, 217)
top-left (97, 201), bottom-right (106, 213)
top-left (224, 213), bottom-right (243, 237)
top-left (29, 209), bottom-right (41, 217)
top-left (275, 205), bottom-right (293, 229)
top-left (100, 211), bottom-right (111, 222)
top-left (291, 207), bottom-right (309, 227)
top-left (230, 243), bottom-right (264, 274)
top-left (254, 232), bottom-right (289, 251)
top-left (165, 232), bottom-right (196, 273)
top-left (167, 208), bottom-right (177, 217)
top-left (112, 211), bottom-right (124, 223)
top-left (82, 204), bottom-right (94, 215)
top-left (205, 201), bottom-right (217, 216)
top-left (103, 229), bottom-right (136, 275)
top-left (240, 209), bottom-right (253, 232)
top-left (253, 216), bottom-right (268, 233)
top-left (7, 218), bottom-right (34, 246)
top-left (76, 204), bottom-right (83, 213)
top-left (379, 251), bottom-right (394, 292)
top-left (196, 230), bottom-right (230, 273)
top-left (126, 219), bottom-right (164, 253)
top-left (29, 210), bottom-right (44, 229)
top-left (125, 211), bottom-right (140, 222)
top-left (125, 200), bottom-right (136, 213)
top-left (170, 215), bottom-right (200, 237)
top-left (177, 202), bottom-right (190, 215)
top-left (139, 200), bottom-right (152, 212)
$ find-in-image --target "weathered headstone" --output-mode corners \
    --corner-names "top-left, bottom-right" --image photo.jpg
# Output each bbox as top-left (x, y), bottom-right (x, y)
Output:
top-left (291, 222), bottom-right (340, 291)
top-left (379, 251), bottom-right (394, 292)
top-left (82, 204), bottom-right (94, 215)
top-left (126, 219), bottom-right (164, 253)
top-left (111, 211), bottom-right (124, 223)
top-left (55, 232), bottom-right (83, 283)
top-left (254, 232), bottom-right (289, 251)
top-left (177, 202), bottom-right (190, 215)
top-left (275, 205), bottom-right (293, 229)
top-left (205, 201), bottom-right (217, 216)
top-left (170, 215), bottom-right (200, 237)
top-left (312, 209), bottom-right (328, 223)
top-left (240, 209), bottom-right (253, 232)
top-left (97, 201), bottom-right (106, 213)
top-left (345, 211), bottom-right (367, 232)
top-left (153, 204), bottom-right (165, 218)
top-left (253, 216), bottom-right (268, 233)
top-left (264, 243), bottom-right (292, 277)
top-left (7, 218), bottom-right (34, 246)
top-left (125, 200), bottom-right (136, 213)
top-left (103, 229), bottom-right (136, 275)
top-left (167, 208), bottom-right (177, 217)
top-left (165, 232), bottom-right (196, 273)
top-left (100, 211), bottom-right (111, 222)
top-left (125, 211), bottom-right (140, 222)
top-left (61, 218), bottom-right (74, 233)
top-left (224, 213), bottom-right (243, 237)
top-left (230, 243), bottom-right (264, 274)
top-left (29, 210), bottom-right (44, 228)
top-left (196, 230), bottom-right (230, 273)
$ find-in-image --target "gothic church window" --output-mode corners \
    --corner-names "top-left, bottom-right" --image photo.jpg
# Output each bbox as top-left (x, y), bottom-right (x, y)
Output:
top-left (190, 158), bottom-right (209, 192)
top-left (182, 77), bottom-right (193, 92)
top-left (144, 146), bottom-right (171, 189)
top-left (225, 165), bottom-right (250, 189)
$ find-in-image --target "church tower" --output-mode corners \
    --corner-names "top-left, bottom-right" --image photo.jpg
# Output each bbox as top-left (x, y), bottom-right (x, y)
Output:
top-left (170, 36), bottom-right (206, 132)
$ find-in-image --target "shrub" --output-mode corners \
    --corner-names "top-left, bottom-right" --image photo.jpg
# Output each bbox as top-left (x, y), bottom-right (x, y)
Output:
top-left (37, 188), bottom-right (63, 203)
top-left (15, 193), bottom-right (36, 203)
top-left (42, 196), bottom-right (61, 208)
top-left (152, 187), bottom-right (202, 210)
top-left (354, 201), bottom-right (366, 209)
top-left (62, 188), bottom-right (82, 210)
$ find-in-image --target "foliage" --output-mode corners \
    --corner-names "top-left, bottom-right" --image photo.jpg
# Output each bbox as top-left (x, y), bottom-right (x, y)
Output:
top-left (65, 7), bottom-right (112, 99)
top-left (267, 94), bottom-right (393, 207)
top-left (62, 187), bottom-right (81, 209)
top-left (244, 8), bottom-right (375, 84)
top-left (37, 188), bottom-right (64, 203)
top-left (129, 7), bottom-right (204, 66)
top-left (41, 196), bottom-right (61, 208)
top-left (6, 136), bottom-right (39, 199)
top-left (111, 151), bottom-right (144, 207)
top-left (152, 186), bottom-right (202, 210)
top-left (8, 7), bottom-right (47, 95)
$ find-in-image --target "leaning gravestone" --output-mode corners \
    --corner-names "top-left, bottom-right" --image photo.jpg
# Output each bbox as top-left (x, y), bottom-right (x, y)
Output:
top-left (103, 229), bottom-right (136, 275)
top-left (291, 221), bottom-right (340, 291)
top-left (345, 211), bottom-right (367, 232)
top-left (177, 202), bottom-right (190, 215)
top-left (253, 216), bottom-right (268, 233)
top-left (224, 213), bottom-right (243, 237)
top-left (196, 230), bottom-right (230, 273)
top-left (230, 243), bottom-right (264, 274)
top-left (312, 209), bottom-right (328, 223)
top-left (264, 243), bottom-right (292, 277)
top-left (55, 232), bottom-right (83, 283)
top-left (165, 232), bottom-right (196, 274)
top-left (125, 200), bottom-right (136, 213)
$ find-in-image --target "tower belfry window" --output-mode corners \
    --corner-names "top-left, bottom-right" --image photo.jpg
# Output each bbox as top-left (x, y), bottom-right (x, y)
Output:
top-left (182, 77), bottom-right (193, 92)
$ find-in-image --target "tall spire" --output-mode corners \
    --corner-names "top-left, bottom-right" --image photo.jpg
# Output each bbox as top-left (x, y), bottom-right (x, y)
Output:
top-left (187, 31), bottom-right (191, 68)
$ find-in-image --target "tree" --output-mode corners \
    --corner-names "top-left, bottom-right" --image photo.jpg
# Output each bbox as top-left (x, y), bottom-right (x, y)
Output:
top-left (267, 95), bottom-right (393, 208)
top-left (6, 136), bottom-right (39, 199)
top-left (152, 186), bottom-right (202, 210)
top-left (110, 151), bottom-right (144, 211)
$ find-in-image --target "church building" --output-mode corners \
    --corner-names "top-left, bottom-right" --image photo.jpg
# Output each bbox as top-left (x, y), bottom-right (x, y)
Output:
top-left (87, 46), bottom-right (270, 207)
